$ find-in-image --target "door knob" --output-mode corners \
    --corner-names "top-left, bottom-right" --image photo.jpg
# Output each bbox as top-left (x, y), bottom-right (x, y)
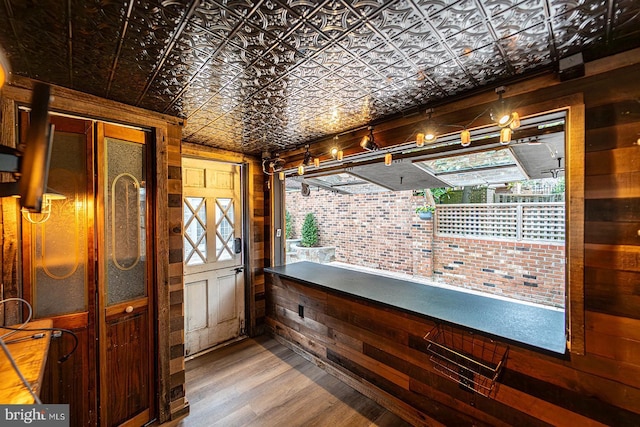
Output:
top-left (125, 305), bottom-right (134, 313)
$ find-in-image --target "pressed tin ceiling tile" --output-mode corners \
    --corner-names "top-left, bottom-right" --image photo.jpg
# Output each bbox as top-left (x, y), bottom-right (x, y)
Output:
top-left (0, 0), bottom-right (638, 155)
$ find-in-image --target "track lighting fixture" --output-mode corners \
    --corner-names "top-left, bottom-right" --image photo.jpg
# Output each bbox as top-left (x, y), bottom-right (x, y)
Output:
top-left (360, 126), bottom-right (379, 151)
top-left (302, 145), bottom-right (312, 166)
top-left (491, 86), bottom-right (520, 129)
top-left (329, 136), bottom-right (346, 161)
top-left (416, 108), bottom-right (437, 146)
top-left (261, 156), bottom-right (285, 176)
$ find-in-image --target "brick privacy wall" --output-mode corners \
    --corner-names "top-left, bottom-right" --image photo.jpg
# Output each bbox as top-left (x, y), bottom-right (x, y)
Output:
top-left (432, 238), bottom-right (565, 307)
top-left (287, 187), bottom-right (565, 308)
top-left (287, 189), bottom-right (416, 273)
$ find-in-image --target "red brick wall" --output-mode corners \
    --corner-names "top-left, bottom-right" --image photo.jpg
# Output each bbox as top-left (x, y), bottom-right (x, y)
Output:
top-left (286, 187), bottom-right (565, 308)
top-left (432, 237), bottom-right (565, 307)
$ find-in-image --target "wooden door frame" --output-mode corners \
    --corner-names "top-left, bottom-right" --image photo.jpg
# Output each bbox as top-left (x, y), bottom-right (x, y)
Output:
top-left (20, 113), bottom-right (98, 426)
top-left (96, 123), bottom-right (156, 427)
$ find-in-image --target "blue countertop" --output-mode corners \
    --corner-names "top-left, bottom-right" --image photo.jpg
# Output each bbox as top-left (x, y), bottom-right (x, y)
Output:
top-left (266, 262), bottom-right (566, 354)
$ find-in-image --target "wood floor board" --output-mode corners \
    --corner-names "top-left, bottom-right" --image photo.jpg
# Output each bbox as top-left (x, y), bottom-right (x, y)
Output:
top-left (162, 336), bottom-right (412, 427)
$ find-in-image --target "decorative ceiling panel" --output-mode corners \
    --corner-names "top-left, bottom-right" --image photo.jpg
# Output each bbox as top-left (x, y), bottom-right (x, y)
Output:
top-left (0, 0), bottom-right (638, 155)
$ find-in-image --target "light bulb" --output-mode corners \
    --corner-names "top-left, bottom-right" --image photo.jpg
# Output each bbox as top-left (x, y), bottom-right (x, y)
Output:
top-left (500, 127), bottom-right (512, 144)
top-left (509, 112), bottom-right (521, 129)
top-left (424, 132), bottom-right (437, 143)
top-left (460, 129), bottom-right (471, 147)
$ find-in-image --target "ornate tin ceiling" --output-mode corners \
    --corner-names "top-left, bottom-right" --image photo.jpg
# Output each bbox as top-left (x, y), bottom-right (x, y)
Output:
top-left (0, 0), bottom-right (639, 155)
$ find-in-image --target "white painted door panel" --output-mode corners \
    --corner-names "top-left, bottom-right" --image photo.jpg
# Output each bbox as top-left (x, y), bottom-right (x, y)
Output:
top-left (183, 158), bottom-right (245, 356)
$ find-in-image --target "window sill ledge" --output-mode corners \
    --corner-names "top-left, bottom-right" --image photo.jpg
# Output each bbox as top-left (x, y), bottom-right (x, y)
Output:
top-left (266, 261), bottom-right (566, 355)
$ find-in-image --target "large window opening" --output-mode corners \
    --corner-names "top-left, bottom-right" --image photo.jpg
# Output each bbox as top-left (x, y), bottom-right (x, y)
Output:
top-left (284, 110), bottom-right (566, 311)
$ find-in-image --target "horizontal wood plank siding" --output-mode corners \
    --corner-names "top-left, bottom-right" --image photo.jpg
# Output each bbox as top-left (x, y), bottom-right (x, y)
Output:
top-left (267, 55), bottom-right (640, 426)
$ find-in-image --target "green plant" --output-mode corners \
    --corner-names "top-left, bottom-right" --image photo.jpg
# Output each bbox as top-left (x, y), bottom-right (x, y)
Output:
top-left (300, 213), bottom-right (319, 247)
top-left (285, 210), bottom-right (294, 239)
top-left (430, 187), bottom-right (452, 204)
top-left (415, 205), bottom-right (435, 213)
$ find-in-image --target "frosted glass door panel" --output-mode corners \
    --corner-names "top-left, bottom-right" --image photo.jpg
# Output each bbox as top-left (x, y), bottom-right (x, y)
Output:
top-left (105, 137), bottom-right (147, 306)
top-left (32, 132), bottom-right (88, 317)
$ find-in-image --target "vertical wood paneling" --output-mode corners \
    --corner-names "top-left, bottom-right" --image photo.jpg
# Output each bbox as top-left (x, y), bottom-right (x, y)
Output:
top-left (104, 312), bottom-right (150, 426)
top-left (165, 123), bottom-right (188, 421)
top-left (41, 327), bottom-right (90, 426)
top-left (0, 96), bottom-right (20, 325)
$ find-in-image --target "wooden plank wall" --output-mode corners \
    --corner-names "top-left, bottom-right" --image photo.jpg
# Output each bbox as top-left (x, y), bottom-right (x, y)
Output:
top-left (266, 54), bottom-right (640, 426)
top-left (166, 123), bottom-right (189, 421)
top-left (0, 78), bottom-right (185, 425)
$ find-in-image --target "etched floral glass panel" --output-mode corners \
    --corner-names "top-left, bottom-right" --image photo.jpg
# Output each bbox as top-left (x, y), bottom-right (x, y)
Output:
top-left (105, 137), bottom-right (146, 306)
top-left (33, 132), bottom-right (87, 317)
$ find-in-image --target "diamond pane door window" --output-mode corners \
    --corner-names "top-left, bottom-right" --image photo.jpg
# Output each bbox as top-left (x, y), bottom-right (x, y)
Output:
top-left (215, 198), bottom-right (234, 262)
top-left (184, 197), bottom-right (206, 266)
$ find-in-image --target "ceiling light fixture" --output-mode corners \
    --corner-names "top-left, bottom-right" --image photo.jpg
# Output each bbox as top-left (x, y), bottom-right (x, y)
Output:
top-left (416, 108), bottom-right (438, 146)
top-left (491, 86), bottom-right (520, 129)
top-left (360, 126), bottom-right (379, 151)
top-left (302, 145), bottom-right (312, 165)
top-left (384, 153), bottom-right (392, 166)
top-left (330, 136), bottom-right (340, 159)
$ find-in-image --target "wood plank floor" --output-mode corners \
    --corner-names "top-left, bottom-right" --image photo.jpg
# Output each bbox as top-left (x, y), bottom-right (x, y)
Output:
top-left (164, 335), bottom-right (412, 427)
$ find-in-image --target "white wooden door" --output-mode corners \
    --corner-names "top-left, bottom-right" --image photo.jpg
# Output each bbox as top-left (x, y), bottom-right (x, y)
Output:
top-left (182, 158), bottom-right (245, 356)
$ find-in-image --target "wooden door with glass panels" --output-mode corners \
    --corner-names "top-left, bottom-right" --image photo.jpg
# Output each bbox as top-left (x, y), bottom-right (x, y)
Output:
top-left (182, 158), bottom-right (245, 356)
top-left (96, 123), bottom-right (154, 427)
top-left (22, 114), bottom-right (97, 426)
